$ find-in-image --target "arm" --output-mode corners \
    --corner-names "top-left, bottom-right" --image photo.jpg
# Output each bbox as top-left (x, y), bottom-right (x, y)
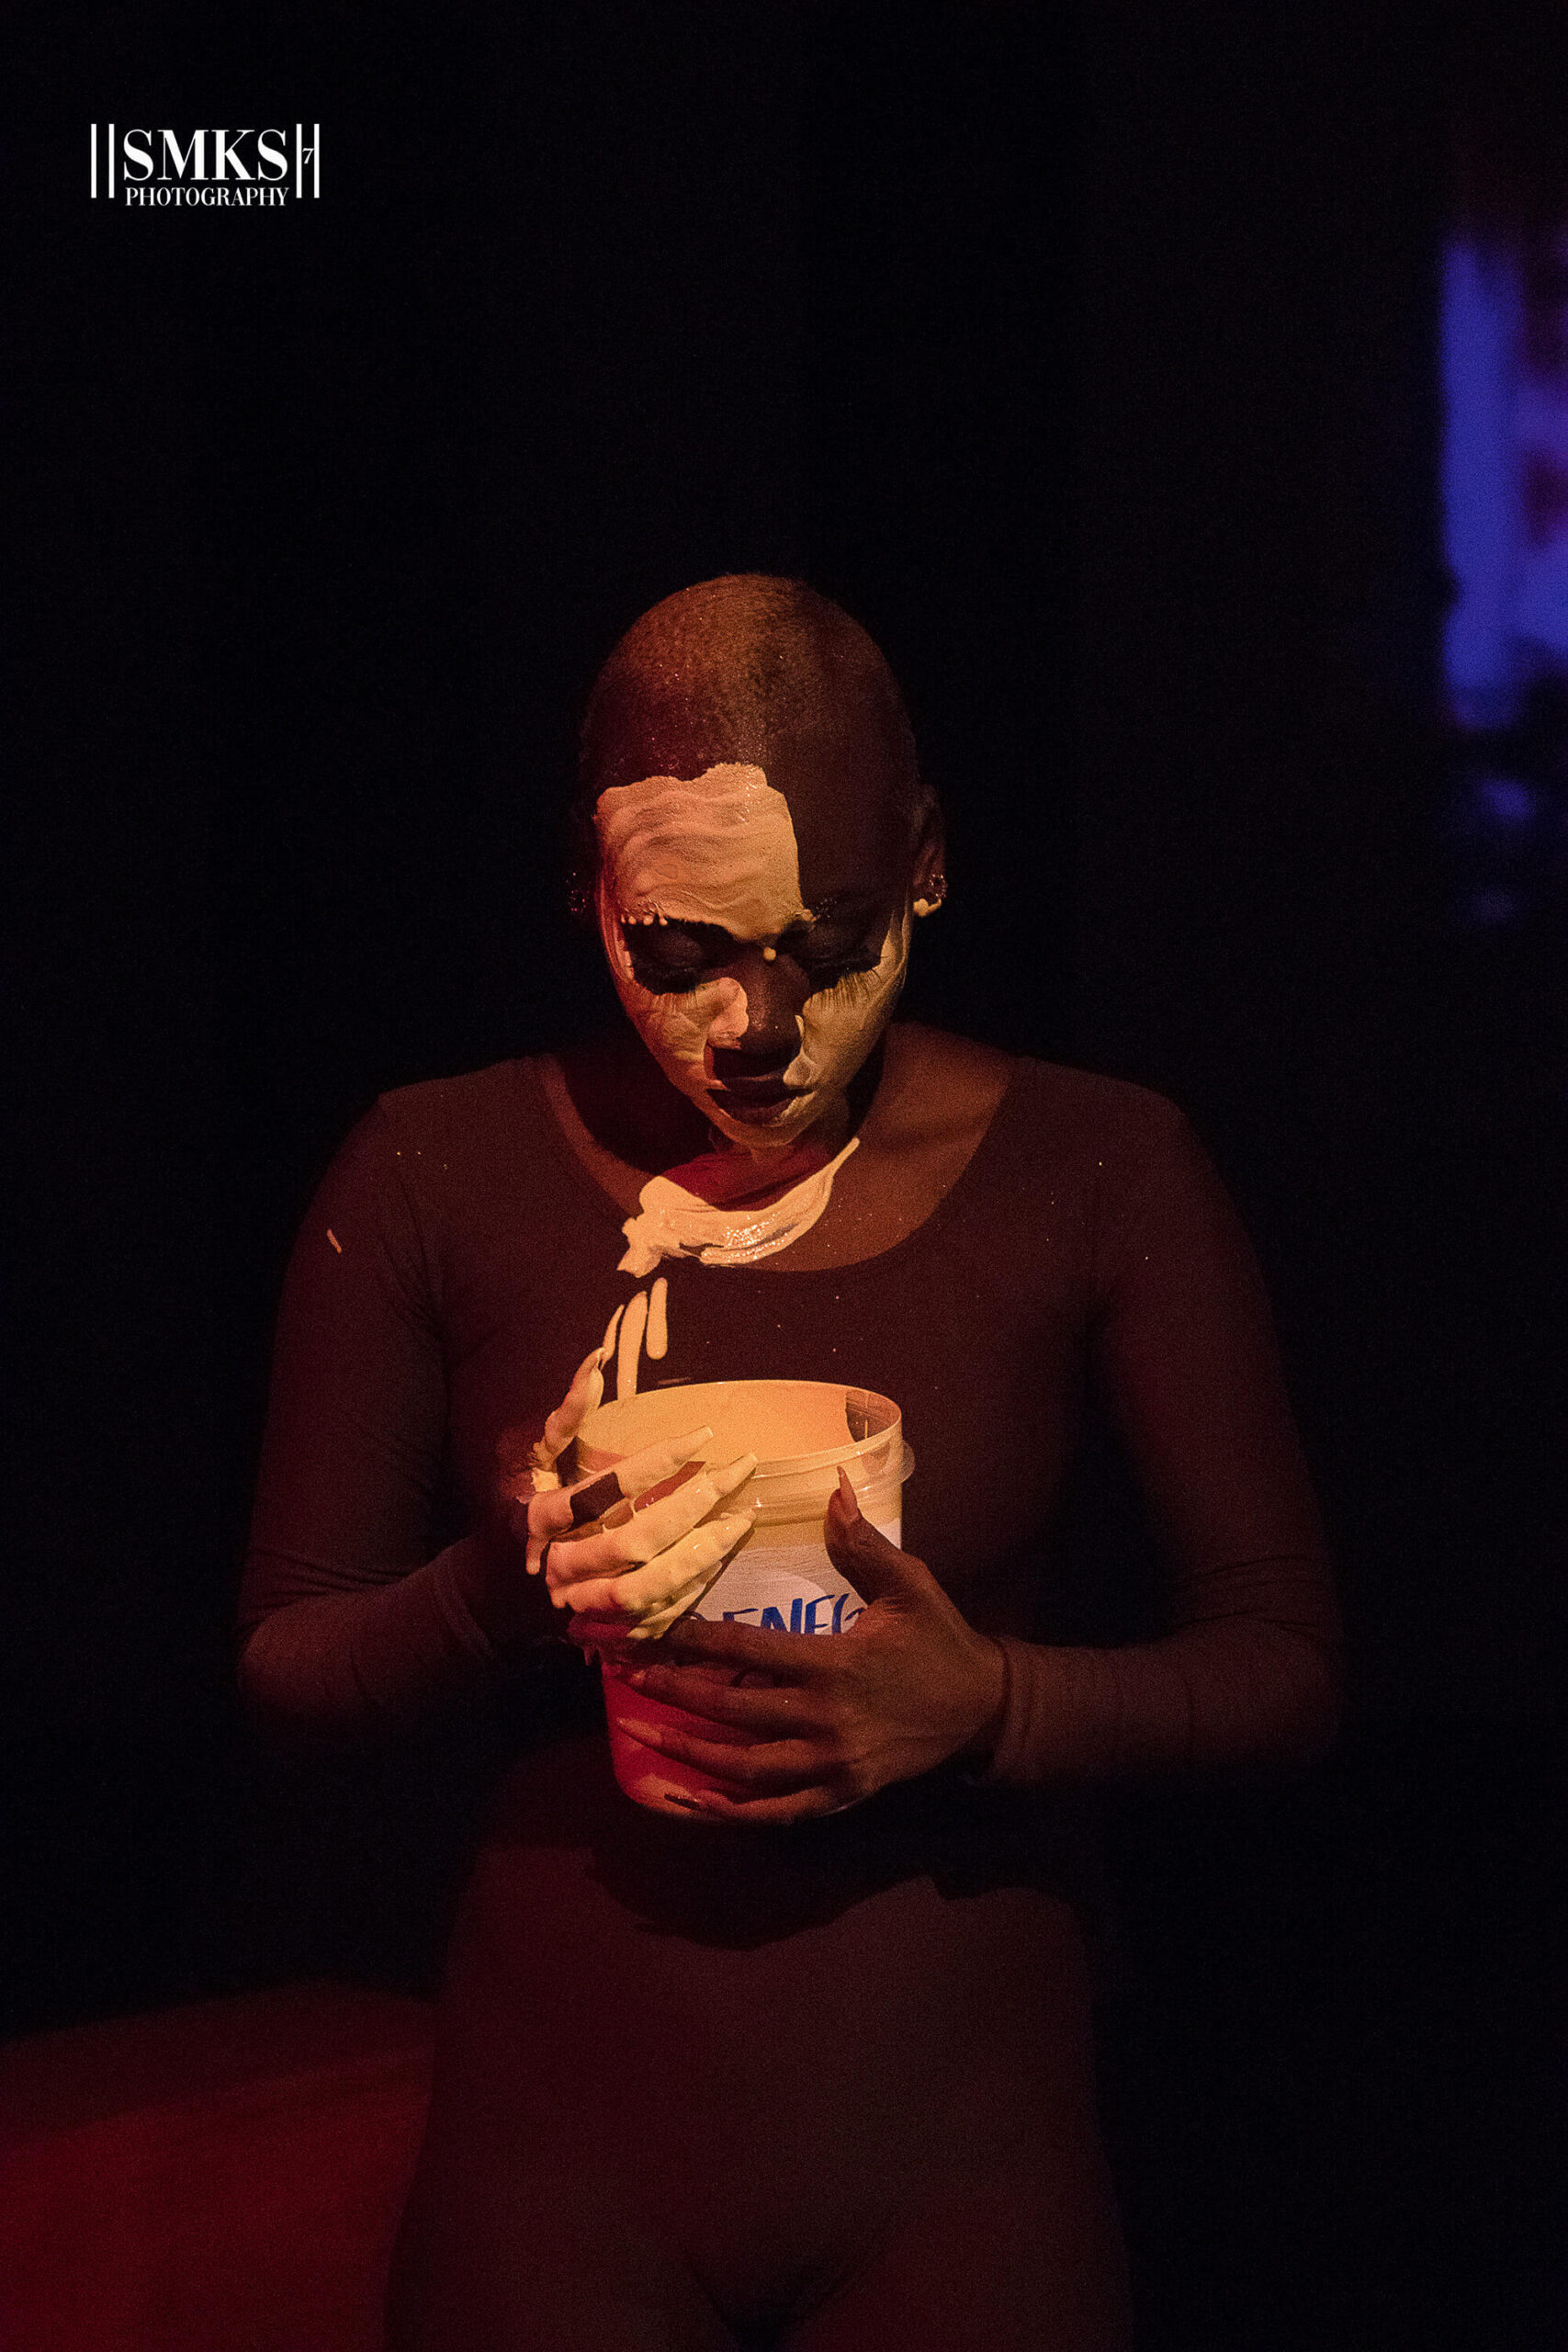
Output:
top-left (980, 1100), bottom-right (1342, 1781)
top-left (237, 1105), bottom-right (748, 1736)
top-left (236, 1106), bottom-right (556, 1736)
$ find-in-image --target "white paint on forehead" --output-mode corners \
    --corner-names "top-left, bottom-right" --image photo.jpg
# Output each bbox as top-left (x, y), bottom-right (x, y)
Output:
top-left (593, 763), bottom-right (814, 942)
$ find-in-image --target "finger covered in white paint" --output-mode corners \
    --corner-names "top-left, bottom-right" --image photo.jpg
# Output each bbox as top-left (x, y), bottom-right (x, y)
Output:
top-left (557, 1511), bottom-right (752, 1630)
top-left (544, 1454), bottom-right (755, 1594)
top-left (519, 1424), bottom-right (717, 1576)
top-left (528, 1347), bottom-right (607, 1488)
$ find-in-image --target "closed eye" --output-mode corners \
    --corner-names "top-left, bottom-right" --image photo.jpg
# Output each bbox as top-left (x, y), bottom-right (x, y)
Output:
top-left (621, 920), bottom-right (734, 989)
top-left (621, 910), bottom-right (889, 992)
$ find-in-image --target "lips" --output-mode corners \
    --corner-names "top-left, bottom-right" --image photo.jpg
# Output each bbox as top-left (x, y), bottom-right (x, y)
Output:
top-left (708, 1076), bottom-right (795, 1120)
top-left (719, 1091), bottom-right (804, 1128)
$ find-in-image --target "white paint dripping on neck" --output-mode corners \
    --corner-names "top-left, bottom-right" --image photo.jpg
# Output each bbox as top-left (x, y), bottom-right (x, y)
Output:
top-left (618, 1138), bottom-right (860, 1276)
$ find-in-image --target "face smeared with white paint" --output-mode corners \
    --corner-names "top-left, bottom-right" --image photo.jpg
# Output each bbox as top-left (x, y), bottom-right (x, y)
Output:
top-left (594, 762), bottom-right (917, 1150)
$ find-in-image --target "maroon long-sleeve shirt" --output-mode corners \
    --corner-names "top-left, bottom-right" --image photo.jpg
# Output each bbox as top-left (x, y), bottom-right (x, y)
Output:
top-left (241, 1046), bottom-right (1341, 2343)
top-left (238, 1046), bottom-right (1338, 1770)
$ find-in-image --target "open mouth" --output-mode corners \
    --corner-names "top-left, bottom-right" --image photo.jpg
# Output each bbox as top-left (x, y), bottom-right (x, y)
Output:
top-left (708, 1080), bottom-right (796, 1120)
top-left (707, 1060), bottom-right (801, 1113)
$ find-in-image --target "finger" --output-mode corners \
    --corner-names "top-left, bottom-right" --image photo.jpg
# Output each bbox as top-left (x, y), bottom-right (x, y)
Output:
top-left (595, 1512), bottom-right (750, 1618)
top-left (528, 1347), bottom-right (606, 1484)
top-left (564, 1609), bottom-right (631, 1659)
top-left (683, 1786), bottom-right (851, 1826)
top-left (612, 1715), bottom-right (823, 1794)
top-left (616, 1665), bottom-right (811, 1735)
top-left (521, 1481), bottom-right (576, 1573)
top-left (566, 1457), bottom-right (701, 1534)
top-left (657, 1613), bottom-right (829, 1678)
top-left (823, 1469), bottom-right (934, 1602)
top-left (568, 1426), bottom-right (718, 1528)
top-left (622, 1581), bottom-right (721, 1642)
top-left (545, 1458), bottom-right (753, 1586)
top-left (546, 1477), bottom-right (717, 1589)
top-left (558, 1512), bottom-right (750, 1623)
top-left (522, 1454), bottom-right (705, 1575)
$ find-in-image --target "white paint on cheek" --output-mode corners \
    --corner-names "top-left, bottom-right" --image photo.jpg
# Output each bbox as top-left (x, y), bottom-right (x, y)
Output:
top-left (782, 905), bottom-right (912, 1095)
top-left (704, 977), bottom-right (749, 1051)
top-left (599, 874), bottom-right (750, 1079)
top-left (592, 765), bottom-right (914, 1148)
top-left (629, 974), bottom-right (749, 1072)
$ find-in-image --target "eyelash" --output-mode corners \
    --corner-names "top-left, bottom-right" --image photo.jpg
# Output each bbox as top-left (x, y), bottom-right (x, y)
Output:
top-left (627, 946), bottom-right (879, 994)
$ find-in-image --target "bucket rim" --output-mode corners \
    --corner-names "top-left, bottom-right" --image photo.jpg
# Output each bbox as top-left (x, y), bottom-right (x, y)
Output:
top-left (575, 1376), bottom-right (905, 1482)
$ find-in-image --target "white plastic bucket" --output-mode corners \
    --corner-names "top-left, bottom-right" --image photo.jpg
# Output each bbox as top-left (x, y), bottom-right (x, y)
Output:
top-left (573, 1380), bottom-right (912, 1817)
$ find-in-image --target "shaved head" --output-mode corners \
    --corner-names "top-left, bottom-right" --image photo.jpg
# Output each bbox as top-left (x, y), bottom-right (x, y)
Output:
top-left (576, 575), bottom-right (930, 840)
top-left (569, 577), bottom-right (943, 1150)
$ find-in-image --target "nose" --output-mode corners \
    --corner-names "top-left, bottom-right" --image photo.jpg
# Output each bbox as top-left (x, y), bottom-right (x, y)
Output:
top-left (717, 946), bottom-right (807, 1068)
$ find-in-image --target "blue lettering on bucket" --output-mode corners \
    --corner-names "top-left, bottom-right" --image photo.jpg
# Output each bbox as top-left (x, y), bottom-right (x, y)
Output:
top-left (719, 1593), bottom-right (860, 1633)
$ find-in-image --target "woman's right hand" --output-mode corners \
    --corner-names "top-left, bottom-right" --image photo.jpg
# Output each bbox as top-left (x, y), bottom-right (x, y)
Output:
top-left (511, 1348), bottom-right (754, 1638)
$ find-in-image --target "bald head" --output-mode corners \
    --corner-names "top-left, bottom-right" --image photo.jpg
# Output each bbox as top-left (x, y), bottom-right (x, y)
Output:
top-left (571, 581), bottom-right (944, 1148)
top-left (577, 575), bottom-right (927, 829)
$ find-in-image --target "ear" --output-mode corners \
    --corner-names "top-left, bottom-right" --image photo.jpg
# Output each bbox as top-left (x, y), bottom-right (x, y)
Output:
top-left (910, 799), bottom-right (945, 912)
top-left (912, 802), bottom-right (944, 888)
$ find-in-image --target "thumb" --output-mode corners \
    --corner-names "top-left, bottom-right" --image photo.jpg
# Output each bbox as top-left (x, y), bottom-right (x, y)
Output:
top-left (823, 1468), bottom-right (938, 1608)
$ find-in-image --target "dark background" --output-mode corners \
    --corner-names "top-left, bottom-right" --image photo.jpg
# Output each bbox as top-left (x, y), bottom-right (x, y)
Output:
top-left (7, 4), bottom-right (1563, 2346)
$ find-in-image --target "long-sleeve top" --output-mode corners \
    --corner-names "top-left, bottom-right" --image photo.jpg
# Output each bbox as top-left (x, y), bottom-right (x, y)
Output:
top-left (238, 1044), bottom-right (1343, 2335)
top-left (237, 1047), bottom-right (1340, 1779)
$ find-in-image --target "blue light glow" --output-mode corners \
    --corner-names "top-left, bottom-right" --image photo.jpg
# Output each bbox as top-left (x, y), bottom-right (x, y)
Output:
top-left (1439, 224), bottom-right (1568, 928)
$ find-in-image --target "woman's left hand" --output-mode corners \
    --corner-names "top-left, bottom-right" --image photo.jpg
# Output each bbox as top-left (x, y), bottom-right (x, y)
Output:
top-left (606, 1471), bottom-right (1010, 1824)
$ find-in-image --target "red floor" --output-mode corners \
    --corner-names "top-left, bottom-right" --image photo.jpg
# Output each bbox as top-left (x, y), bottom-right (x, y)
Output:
top-left (1, 1982), bottom-right (434, 2352)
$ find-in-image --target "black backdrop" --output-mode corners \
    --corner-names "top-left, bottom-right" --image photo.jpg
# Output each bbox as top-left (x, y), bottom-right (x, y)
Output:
top-left (8, 6), bottom-right (1563, 2347)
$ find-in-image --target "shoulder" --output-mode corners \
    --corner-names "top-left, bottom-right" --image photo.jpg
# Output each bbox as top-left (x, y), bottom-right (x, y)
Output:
top-left (1004, 1056), bottom-right (1197, 1165)
top-left (876, 1023), bottom-right (1012, 1149)
top-left (321, 1058), bottom-right (558, 1234)
top-left (894, 1026), bottom-right (1193, 1163)
top-left (375, 1057), bottom-right (535, 1142)
top-left (366, 1057), bottom-right (547, 1182)
top-left (1000, 1052), bottom-right (1178, 1125)
top-left (998, 1068), bottom-right (1251, 1294)
top-left (1000, 1063), bottom-right (1222, 1254)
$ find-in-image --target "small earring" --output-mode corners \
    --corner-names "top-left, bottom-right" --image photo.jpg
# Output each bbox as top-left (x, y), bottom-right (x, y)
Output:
top-left (913, 875), bottom-right (947, 918)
